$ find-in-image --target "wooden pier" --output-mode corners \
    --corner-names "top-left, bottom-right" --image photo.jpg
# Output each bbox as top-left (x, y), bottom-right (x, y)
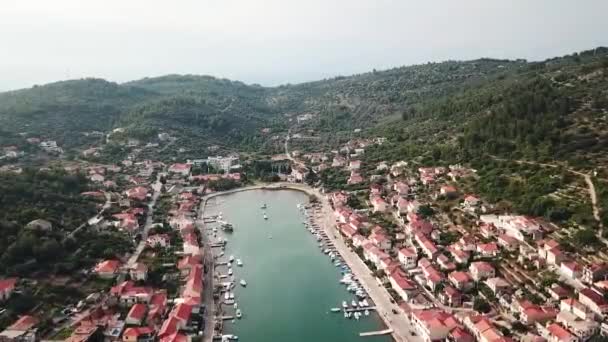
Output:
top-left (359, 328), bottom-right (393, 337)
top-left (221, 315), bottom-right (234, 320)
top-left (345, 306), bottom-right (376, 313)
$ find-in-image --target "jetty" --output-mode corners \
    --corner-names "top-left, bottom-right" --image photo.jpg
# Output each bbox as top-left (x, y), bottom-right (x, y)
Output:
top-left (359, 329), bottom-right (393, 337)
top-left (345, 306), bottom-right (376, 313)
top-left (221, 315), bottom-right (235, 320)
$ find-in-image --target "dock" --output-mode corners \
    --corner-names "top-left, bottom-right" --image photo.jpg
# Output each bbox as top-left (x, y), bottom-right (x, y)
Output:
top-left (345, 306), bottom-right (376, 313)
top-left (359, 329), bottom-right (393, 337)
top-left (221, 315), bottom-right (234, 320)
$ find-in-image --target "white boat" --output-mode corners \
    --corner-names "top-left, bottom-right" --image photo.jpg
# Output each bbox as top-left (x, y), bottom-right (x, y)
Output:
top-left (224, 299), bottom-right (235, 305)
top-left (364, 309), bottom-right (370, 316)
top-left (224, 292), bottom-right (230, 300)
top-left (222, 335), bottom-right (239, 341)
top-left (229, 292), bottom-right (235, 299)
top-left (229, 255), bottom-right (235, 263)
top-left (234, 302), bottom-right (238, 308)
top-left (240, 279), bottom-right (247, 287)
top-left (362, 299), bottom-right (369, 307)
top-left (330, 308), bottom-right (341, 313)
top-left (228, 268), bottom-right (233, 276)
top-left (261, 203), bottom-right (267, 209)
top-left (355, 312), bottom-right (361, 320)
top-left (236, 309), bottom-right (242, 319)
top-left (342, 301), bottom-right (348, 308)
top-left (263, 212), bottom-right (268, 220)
top-left (351, 300), bottom-right (358, 307)
top-left (236, 259), bottom-right (243, 266)
top-left (344, 312), bottom-right (349, 318)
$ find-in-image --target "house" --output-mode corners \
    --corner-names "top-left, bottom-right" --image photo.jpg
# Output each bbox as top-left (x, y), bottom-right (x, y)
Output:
top-left (520, 305), bottom-right (558, 325)
top-left (546, 323), bottom-right (579, 342)
top-left (556, 310), bottom-right (599, 341)
top-left (147, 234), bottom-right (170, 248)
top-left (125, 303), bottom-right (147, 325)
top-left (370, 183), bottom-right (384, 195)
top-left (369, 230), bottom-right (391, 250)
top-left (422, 265), bottom-right (444, 291)
top-left (449, 247), bottom-right (470, 264)
top-left (480, 215), bottom-right (543, 242)
top-left (440, 185), bottom-right (458, 197)
top-left (561, 298), bottom-right (591, 320)
top-left (479, 223), bottom-right (495, 238)
top-left (65, 323), bottom-right (102, 342)
top-left (158, 303), bottom-right (193, 339)
top-left (464, 316), bottom-right (504, 342)
top-left (349, 160), bottom-right (361, 170)
top-left (398, 247), bottom-right (417, 269)
top-left (94, 260), bottom-right (121, 279)
top-left (331, 192), bottom-right (349, 207)
top-left (440, 286), bottom-right (463, 307)
top-left (469, 261), bottom-right (495, 281)
top-left (348, 172), bottom-right (364, 185)
top-left (582, 263), bottom-right (608, 284)
top-left (396, 197), bottom-right (410, 214)
top-left (485, 277), bottom-right (511, 296)
top-left (449, 327), bottom-right (475, 342)
top-left (437, 254), bottom-right (456, 271)
top-left (417, 234), bottom-right (439, 259)
top-left (449, 271), bottom-right (474, 290)
top-left (0, 315), bottom-right (38, 342)
top-left (125, 187), bottom-right (149, 202)
top-left (352, 234), bottom-right (368, 248)
top-left (110, 281), bottom-right (153, 306)
top-left (130, 263), bottom-right (148, 281)
top-left (90, 173), bottom-right (105, 182)
top-left (560, 261), bottom-right (582, 280)
top-left (410, 309), bottom-right (459, 342)
top-left (477, 243), bottom-right (499, 257)
top-left (0, 278), bottom-right (18, 301)
top-left (122, 327), bottom-right (154, 342)
top-left (497, 234), bottom-right (519, 250)
top-left (371, 196), bottom-right (388, 213)
top-left (339, 224), bottom-right (357, 240)
top-left (463, 195), bottom-right (481, 209)
top-left (548, 284), bottom-right (570, 301)
top-left (389, 269), bottom-right (418, 301)
top-left (578, 287), bottom-right (608, 317)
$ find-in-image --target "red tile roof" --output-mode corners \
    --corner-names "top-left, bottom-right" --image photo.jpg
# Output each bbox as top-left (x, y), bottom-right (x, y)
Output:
top-left (0, 278), bottom-right (18, 292)
top-left (126, 303), bottom-right (147, 322)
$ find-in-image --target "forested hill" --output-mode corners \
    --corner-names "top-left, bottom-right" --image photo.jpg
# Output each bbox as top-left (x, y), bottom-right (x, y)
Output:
top-left (0, 47), bottom-right (607, 162)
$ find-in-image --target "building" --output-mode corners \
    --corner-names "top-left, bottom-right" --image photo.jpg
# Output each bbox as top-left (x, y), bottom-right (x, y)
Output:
top-left (371, 196), bottom-right (388, 213)
top-left (125, 303), bottom-right (147, 325)
top-left (94, 260), bottom-right (121, 279)
top-left (582, 263), bottom-right (608, 284)
top-left (389, 269), bottom-right (418, 301)
top-left (398, 247), bottom-right (418, 269)
top-left (469, 261), bottom-right (495, 281)
top-left (480, 215), bottom-right (543, 242)
top-left (556, 310), bottom-right (599, 341)
top-left (0, 315), bottom-right (38, 342)
top-left (410, 309), bottom-right (459, 342)
top-left (130, 263), bottom-right (148, 281)
top-left (440, 286), bottom-right (463, 307)
top-left (546, 323), bottom-right (579, 342)
top-left (202, 156), bottom-right (238, 172)
top-left (122, 327), bottom-right (154, 342)
top-left (449, 271), bottom-right (474, 290)
top-left (0, 278), bottom-right (18, 301)
top-left (168, 163), bottom-right (192, 176)
top-left (578, 287), bottom-right (608, 317)
top-left (485, 277), bottom-right (511, 296)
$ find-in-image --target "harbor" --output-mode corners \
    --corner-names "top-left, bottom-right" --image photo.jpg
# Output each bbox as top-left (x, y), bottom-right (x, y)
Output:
top-left (202, 189), bottom-right (391, 342)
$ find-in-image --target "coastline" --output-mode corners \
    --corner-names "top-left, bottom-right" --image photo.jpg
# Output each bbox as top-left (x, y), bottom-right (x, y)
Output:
top-left (200, 183), bottom-right (416, 342)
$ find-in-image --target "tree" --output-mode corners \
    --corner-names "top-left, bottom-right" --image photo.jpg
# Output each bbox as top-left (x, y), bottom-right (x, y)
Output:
top-left (473, 297), bottom-right (491, 313)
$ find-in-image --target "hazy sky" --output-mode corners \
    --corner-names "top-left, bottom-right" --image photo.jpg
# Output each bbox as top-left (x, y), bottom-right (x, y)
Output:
top-left (1, 0), bottom-right (607, 91)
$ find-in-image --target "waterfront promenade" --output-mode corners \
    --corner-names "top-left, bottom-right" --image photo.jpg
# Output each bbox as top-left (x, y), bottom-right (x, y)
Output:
top-left (201, 183), bottom-right (421, 342)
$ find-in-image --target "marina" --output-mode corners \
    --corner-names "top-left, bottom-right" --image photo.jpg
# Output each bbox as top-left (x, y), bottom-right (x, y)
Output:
top-left (204, 189), bottom-right (390, 342)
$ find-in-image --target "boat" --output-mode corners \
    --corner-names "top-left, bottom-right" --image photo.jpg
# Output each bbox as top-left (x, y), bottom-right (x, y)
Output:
top-left (364, 309), bottom-right (370, 316)
top-left (342, 301), bottom-right (348, 309)
top-left (236, 259), bottom-right (243, 266)
top-left (234, 302), bottom-right (238, 308)
top-left (240, 279), bottom-right (247, 287)
top-left (268, 235), bottom-right (272, 239)
top-left (263, 213), bottom-right (268, 220)
top-left (224, 292), bottom-right (229, 300)
top-left (229, 255), bottom-right (235, 263)
top-left (228, 268), bottom-right (233, 276)
top-left (344, 312), bottom-right (349, 318)
top-left (330, 308), bottom-right (341, 313)
top-left (355, 312), bottom-right (361, 320)
top-left (362, 299), bottom-right (369, 307)
top-left (351, 300), bottom-right (358, 307)
top-left (221, 223), bottom-right (234, 232)
top-left (229, 292), bottom-right (235, 299)
top-left (224, 299), bottom-right (235, 305)
top-left (222, 335), bottom-right (239, 341)
top-left (236, 309), bottom-right (242, 319)
top-left (261, 203), bottom-right (267, 209)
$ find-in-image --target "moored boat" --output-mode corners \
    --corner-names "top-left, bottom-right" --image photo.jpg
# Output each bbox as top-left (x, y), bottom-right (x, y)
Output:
top-left (236, 309), bottom-right (242, 319)
top-left (240, 279), bottom-right (247, 287)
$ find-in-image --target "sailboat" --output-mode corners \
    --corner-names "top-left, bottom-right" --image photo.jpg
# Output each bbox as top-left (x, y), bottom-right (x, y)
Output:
top-left (263, 212), bottom-right (268, 220)
top-left (261, 203), bottom-right (267, 209)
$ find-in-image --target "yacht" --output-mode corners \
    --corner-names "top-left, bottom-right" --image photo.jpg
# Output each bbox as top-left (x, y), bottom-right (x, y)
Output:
top-left (330, 308), bottom-right (341, 313)
top-left (236, 259), bottom-right (243, 266)
top-left (229, 292), bottom-right (235, 299)
top-left (229, 255), bottom-right (235, 263)
top-left (234, 302), bottom-right (238, 308)
top-left (342, 301), bottom-right (348, 309)
top-left (355, 312), bottom-right (361, 320)
top-left (222, 335), bottom-right (239, 341)
top-left (344, 311), bottom-right (349, 318)
top-left (221, 223), bottom-right (234, 232)
top-left (228, 268), bottom-right (233, 276)
top-left (236, 309), bottom-right (242, 319)
top-left (240, 279), bottom-right (247, 287)
top-left (261, 203), bottom-right (267, 209)
top-left (362, 299), bottom-right (369, 307)
top-left (224, 292), bottom-right (230, 300)
top-left (364, 309), bottom-right (370, 316)
top-left (263, 213), bottom-right (268, 220)
top-left (351, 300), bottom-right (358, 307)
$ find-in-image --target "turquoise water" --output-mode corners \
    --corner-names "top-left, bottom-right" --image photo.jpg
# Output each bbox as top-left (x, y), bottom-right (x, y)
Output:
top-left (207, 189), bottom-right (392, 342)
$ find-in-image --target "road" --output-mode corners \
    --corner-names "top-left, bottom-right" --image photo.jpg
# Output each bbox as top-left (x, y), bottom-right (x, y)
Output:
top-left (491, 156), bottom-right (604, 233)
top-left (64, 192), bottom-right (112, 242)
top-left (126, 172), bottom-right (164, 268)
top-left (197, 194), bottom-right (216, 342)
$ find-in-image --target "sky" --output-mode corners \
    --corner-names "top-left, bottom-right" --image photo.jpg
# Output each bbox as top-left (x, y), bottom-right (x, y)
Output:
top-left (1, 0), bottom-right (608, 91)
